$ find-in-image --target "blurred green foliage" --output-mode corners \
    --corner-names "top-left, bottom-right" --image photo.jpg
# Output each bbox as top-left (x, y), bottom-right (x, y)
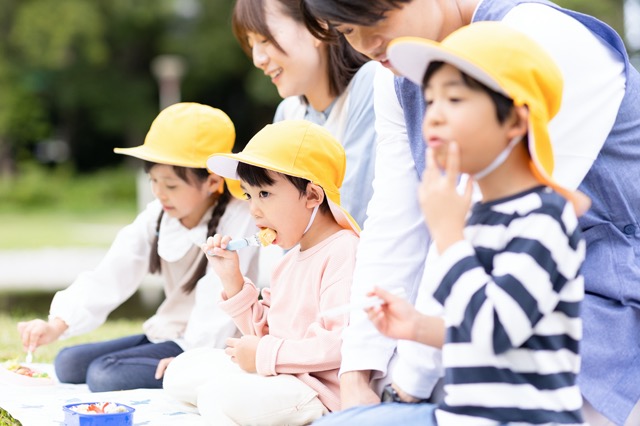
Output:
top-left (555, 0), bottom-right (625, 34)
top-left (0, 0), bottom-right (631, 183)
top-left (0, 162), bottom-right (136, 213)
top-left (0, 0), bottom-right (278, 178)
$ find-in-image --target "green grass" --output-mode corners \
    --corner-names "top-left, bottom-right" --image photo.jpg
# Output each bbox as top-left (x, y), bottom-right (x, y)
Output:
top-left (0, 407), bottom-right (20, 426)
top-left (0, 313), bottom-right (145, 364)
top-left (0, 211), bottom-right (134, 249)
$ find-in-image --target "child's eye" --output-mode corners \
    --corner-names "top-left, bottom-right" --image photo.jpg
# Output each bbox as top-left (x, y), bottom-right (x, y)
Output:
top-left (165, 185), bottom-right (177, 190)
top-left (242, 193), bottom-right (251, 200)
top-left (259, 191), bottom-right (270, 198)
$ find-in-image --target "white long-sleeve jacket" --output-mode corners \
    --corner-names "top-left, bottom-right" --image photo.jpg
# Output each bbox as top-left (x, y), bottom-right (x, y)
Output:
top-left (49, 197), bottom-right (260, 351)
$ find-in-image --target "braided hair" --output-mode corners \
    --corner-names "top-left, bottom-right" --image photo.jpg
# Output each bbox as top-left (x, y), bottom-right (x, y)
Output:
top-left (144, 161), bottom-right (232, 294)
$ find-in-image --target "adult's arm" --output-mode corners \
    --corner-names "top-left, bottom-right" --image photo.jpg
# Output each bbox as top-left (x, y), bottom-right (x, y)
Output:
top-left (340, 66), bottom-right (430, 381)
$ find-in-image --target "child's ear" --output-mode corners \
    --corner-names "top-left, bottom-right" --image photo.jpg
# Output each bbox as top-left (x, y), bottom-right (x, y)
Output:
top-left (508, 105), bottom-right (529, 139)
top-left (206, 173), bottom-right (224, 194)
top-left (305, 183), bottom-right (325, 208)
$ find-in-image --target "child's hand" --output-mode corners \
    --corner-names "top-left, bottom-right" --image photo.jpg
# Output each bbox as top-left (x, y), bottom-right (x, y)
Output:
top-left (419, 142), bottom-right (473, 253)
top-left (225, 336), bottom-right (260, 373)
top-left (155, 357), bottom-right (175, 380)
top-left (366, 287), bottom-right (420, 341)
top-left (17, 317), bottom-right (68, 353)
top-left (201, 234), bottom-right (244, 297)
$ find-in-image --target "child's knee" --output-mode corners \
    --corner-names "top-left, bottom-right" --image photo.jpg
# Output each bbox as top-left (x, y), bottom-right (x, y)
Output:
top-left (85, 355), bottom-right (119, 392)
top-left (54, 346), bottom-right (87, 384)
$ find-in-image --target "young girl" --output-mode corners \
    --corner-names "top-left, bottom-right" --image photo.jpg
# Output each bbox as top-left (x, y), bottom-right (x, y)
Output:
top-left (232, 0), bottom-right (378, 228)
top-left (163, 120), bottom-right (360, 425)
top-left (17, 102), bottom-right (261, 392)
top-left (315, 22), bottom-right (587, 425)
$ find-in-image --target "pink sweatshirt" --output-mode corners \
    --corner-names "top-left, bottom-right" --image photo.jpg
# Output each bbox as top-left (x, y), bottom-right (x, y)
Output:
top-left (219, 229), bottom-right (359, 412)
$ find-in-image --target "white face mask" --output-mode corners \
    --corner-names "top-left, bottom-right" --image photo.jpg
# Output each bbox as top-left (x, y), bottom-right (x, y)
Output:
top-left (473, 135), bottom-right (524, 180)
top-left (302, 204), bottom-right (319, 235)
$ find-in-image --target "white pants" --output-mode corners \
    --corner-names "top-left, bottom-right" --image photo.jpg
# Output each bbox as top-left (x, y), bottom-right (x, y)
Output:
top-left (163, 347), bottom-right (327, 425)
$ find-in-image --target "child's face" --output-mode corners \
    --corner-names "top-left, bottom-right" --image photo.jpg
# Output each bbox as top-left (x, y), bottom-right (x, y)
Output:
top-left (149, 164), bottom-right (218, 229)
top-left (241, 171), bottom-right (313, 250)
top-left (248, 0), bottom-right (326, 100)
top-left (421, 63), bottom-right (513, 176)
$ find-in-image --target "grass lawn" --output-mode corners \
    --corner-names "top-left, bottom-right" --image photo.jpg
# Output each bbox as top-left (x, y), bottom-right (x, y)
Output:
top-left (0, 210), bottom-right (135, 249)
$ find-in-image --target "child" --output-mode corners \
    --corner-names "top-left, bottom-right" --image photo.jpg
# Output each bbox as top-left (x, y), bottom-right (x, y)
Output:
top-left (17, 102), bottom-right (261, 391)
top-left (232, 0), bottom-right (378, 228)
top-left (315, 22), bottom-right (587, 425)
top-left (162, 120), bottom-right (360, 425)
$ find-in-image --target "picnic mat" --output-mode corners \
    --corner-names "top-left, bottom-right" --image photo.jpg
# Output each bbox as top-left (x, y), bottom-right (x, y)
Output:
top-left (0, 363), bottom-right (206, 426)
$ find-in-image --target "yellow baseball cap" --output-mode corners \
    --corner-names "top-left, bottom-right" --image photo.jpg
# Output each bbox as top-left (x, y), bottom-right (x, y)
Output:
top-left (387, 21), bottom-right (586, 211)
top-left (206, 120), bottom-right (360, 235)
top-left (114, 102), bottom-right (243, 199)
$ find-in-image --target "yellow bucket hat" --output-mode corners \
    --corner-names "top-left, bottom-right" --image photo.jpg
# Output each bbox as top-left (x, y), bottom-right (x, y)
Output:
top-left (114, 102), bottom-right (243, 199)
top-left (206, 120), bottom-right (360, 235)
top-left (387, 21), bottom-right (584, 211)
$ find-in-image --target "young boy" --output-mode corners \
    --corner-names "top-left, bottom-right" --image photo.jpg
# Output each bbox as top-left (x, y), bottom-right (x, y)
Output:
top-left (163, 120), bottom-right (360, 425)
top-left (315, 22), bottom-right (587, 425)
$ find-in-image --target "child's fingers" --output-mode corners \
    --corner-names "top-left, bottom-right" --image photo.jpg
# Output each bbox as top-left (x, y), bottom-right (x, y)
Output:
top-left (220, 235), bottom-right (233, 249)
top-left (445, 142), bottom-right (461, 185)
top-left (423, 148), bottom-right (441, 185)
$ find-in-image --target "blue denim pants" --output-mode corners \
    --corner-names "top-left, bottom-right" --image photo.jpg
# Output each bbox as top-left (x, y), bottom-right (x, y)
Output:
top-left (313, 402), bottom-right (437, 425)
top-left (54, 334), bottom-right (183, 392)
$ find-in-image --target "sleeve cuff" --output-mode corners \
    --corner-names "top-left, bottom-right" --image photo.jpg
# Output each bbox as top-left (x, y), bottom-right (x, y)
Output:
top-left (218, 281), bottom-right (259, 317)
top-left (255, 335), bottom-right (283, 376)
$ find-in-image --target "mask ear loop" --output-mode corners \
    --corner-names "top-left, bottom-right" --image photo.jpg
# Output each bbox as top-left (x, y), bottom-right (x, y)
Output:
top-left (473, 135), bottom-right (523, 180)
top-left (303, 205), bottom-right (319, 234)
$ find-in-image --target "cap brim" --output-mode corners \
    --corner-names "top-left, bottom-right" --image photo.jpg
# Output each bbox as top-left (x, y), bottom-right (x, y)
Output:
top-left (388, 37), bottom-right (506, 96)
top-left (209, 153), bottom-right (360, 236)
top-left (207, 152), bottom-right (308, 181)
top-left (114, 145), bottom-right (201, 168)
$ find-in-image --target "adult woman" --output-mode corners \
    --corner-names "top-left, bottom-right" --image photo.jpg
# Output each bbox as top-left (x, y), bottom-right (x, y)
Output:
top-left (232, 0), bottom-right (379, 227)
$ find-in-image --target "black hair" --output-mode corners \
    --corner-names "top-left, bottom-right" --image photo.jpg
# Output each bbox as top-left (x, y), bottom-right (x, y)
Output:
top-left (236, 162), bottom-right (330, 213)
top-left (232, 0), bottom-right (368, 97)
top-left (301, 0), bottom-right (412, 41)
top-left (143, 161), bottom-right (231, 294)
top-left (423, 61), bottom-right (515, 124)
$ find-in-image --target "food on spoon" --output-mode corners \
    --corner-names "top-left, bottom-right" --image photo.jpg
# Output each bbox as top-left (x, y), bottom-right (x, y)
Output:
top-left (257, 228), bottom-right (276, 246)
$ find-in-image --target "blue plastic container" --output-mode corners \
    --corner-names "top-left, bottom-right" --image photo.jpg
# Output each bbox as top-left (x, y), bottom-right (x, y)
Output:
top-left (63, 402), bottom-right (135, 426)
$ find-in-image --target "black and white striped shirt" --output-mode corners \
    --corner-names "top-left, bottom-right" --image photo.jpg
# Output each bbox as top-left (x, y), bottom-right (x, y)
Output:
top-left (430, 186), bottom-right (586, 425)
